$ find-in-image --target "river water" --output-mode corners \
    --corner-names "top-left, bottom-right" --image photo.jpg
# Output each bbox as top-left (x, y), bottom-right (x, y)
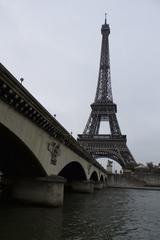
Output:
top-left (0, 188), bottom-right (160, 240)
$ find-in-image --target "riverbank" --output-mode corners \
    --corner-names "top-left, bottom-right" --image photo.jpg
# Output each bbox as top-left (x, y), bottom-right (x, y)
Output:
top-left (108, 185), bottom-right (160, 191)
top-left (108, 172), bottom-right (160, 190)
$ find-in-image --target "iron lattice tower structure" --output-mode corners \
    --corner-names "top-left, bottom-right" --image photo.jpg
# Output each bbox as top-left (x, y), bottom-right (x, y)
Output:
top-left (77, 17), bottom-right (136, 169)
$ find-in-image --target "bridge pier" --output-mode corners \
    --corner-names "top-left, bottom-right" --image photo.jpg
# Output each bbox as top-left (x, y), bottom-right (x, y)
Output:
top-left (94, 181), bottom-right (104, 190)
top-left (69, 180), bottom-right (94, 193)
top-left (11, 176), bottom-right (66, 207)
top-left (103, 181), bottom-right (108, 188)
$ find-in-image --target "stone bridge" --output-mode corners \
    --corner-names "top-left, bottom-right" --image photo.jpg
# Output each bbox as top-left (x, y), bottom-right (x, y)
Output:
top-left (0, 63), bottom-right (108, 207)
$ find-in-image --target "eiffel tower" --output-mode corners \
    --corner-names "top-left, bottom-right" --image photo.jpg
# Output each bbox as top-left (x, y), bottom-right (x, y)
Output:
top-left (77, 16), bottom-right (137, 169)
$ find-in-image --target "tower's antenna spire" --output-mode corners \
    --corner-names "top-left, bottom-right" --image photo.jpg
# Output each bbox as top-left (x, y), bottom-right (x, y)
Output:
top-left (105, 12), bottom-right (107, 24)
top-left (77, 17), bottom-right (137, 170)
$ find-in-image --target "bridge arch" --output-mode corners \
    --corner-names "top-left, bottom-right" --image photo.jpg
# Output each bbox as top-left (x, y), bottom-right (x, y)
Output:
top-left (100, 175), bottom-right (104, 182)
top-left (58, 161), bottom-right (87, 182)
top-left (0, 122), bottom-right (47, 177)
top-left (90, 171), bottom-right (99, 182)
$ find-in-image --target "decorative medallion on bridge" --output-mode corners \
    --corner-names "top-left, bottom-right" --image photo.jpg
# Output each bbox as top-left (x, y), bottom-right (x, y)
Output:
top-left (48, 142), bottom-right (60, 165)
top-left (77, 15), bottom-right (137, 170)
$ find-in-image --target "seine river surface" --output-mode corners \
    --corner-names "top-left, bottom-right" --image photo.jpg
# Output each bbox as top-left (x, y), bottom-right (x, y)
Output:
top-left (0, 188), bottom-right (160, 240)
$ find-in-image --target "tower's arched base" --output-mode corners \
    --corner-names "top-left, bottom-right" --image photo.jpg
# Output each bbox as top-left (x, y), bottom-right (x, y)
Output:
top-left (77, 134), bottom-right (137, 170)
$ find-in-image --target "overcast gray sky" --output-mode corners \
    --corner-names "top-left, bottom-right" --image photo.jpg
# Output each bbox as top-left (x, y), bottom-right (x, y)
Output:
top-left (0, 0), bottom-right (160, 168)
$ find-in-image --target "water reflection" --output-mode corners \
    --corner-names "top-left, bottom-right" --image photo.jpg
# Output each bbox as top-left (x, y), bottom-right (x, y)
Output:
top-left (0, 188), bottom-right (160, 240)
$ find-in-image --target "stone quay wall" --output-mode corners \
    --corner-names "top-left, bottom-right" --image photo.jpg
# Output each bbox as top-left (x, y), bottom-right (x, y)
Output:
top-left (108, 172), bottom-right (160, 188)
